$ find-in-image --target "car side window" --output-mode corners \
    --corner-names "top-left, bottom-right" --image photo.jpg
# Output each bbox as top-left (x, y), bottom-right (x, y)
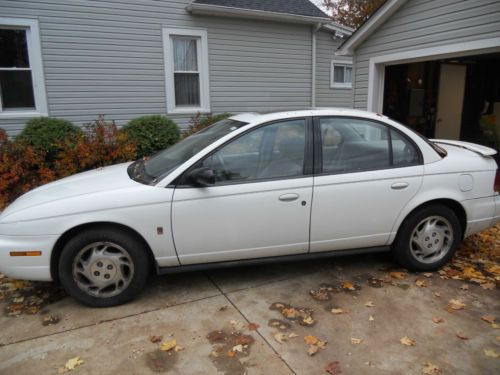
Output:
top-left (391, 129), bottom-right (419, 166)
top-left (197, 119), bottom-right (306, 184)
top-left (320, 118), bottom-right (390, 173)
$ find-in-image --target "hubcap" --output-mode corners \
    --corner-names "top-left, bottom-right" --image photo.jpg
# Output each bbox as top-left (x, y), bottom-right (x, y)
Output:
top-left (410, 216), bottom-right (453, 264)
top-left (72, 242), bottom-right (134, 298)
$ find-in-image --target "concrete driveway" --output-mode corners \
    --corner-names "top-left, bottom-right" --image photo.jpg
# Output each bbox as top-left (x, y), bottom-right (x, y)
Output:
top-left (0, 228), bottom-right (499, 375)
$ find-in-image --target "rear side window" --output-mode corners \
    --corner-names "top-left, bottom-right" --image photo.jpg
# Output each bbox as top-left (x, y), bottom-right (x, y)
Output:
top-left (391, 129), bottom-right (420, 166)
top-left (319, 118), bottom-right (390, 173)
top-left (319, 117), bottom-right (421, 174)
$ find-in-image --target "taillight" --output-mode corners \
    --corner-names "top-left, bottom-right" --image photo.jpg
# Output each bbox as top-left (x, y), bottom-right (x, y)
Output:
top-left (495, 169), bottom-right (500, 193)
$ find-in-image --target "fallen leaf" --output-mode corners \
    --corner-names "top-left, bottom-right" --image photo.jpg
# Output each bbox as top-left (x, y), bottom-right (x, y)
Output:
top-left (456, 332), bottom-right (469, 340)
top-left (351, 338), bottom-right (363, 344)
top-left (432, 317), bottom-right (443, 324)
top-left (248, 322), bottom-right (259, 331)
top-left (227, 350), bottom-right (236, 357)
top-left (484, 348), bottom-right (500, 358)
top-left (400, 336), bottom-right (416, 346)
top-left (302, 316), bottom-right (315, 326)
top-left (369, 315), bottom-right (375, 321)
top-left (308, 345), bottom-right (319, 356)
top-left (415, 279), bottom-right (427, 287)
top-left (481, 282), bottom-right (495, 290)
top-left (160, 339), bottom-right (177, 352)
top-left (218, 305), bottom-right (228, 311)
top-left (325, 361), bottom-right (341, 375)
top-left (459, 284), bottom-right (469, 290)
top-left (342, 281), bottom-right (355, 291)
top-left (365, 301), bottom-right (375, 307)
top-left (65, 357), bottom-right (84, 371)
top-left (274, 332), bottom-right (287, 344)
top-left (174, 346), bottom-right (184, 352)
top-left (304, 335), bottom-right (319, 345)
top-left (481, 315), bottom-right (496, 324)
top-left (434, 292), bottom-right (441, 298)
top-left (423, 273), bottom-right (433, 278)
top-left (331, 308), bottom-right (344, 315)
top-left (310, 289), bottom-right (330, 301)
top-left (149, 335), bottom-right (163, 343)
top-left (232, 344), bottom-right (243, 353)
top-left (446, 298), bottom-right (466, 312)
top-left (422, 362), bottom-right (441, 374)
top-left (288, 333), bottom-right (299, 338)
top-left (390, 271), bottom-right (406, 280)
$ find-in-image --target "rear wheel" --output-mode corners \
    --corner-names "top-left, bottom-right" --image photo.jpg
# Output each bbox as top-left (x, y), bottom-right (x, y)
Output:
top-left (392, 204), bottom-right (462, 271)
top-left (58, 228), bottom-right (149, 307)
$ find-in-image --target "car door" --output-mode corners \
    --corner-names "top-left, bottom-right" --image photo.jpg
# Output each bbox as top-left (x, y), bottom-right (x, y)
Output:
top-left (310, 116), bottom-right (424, 252)
top-left (172, 118), bottom-right (313, 264)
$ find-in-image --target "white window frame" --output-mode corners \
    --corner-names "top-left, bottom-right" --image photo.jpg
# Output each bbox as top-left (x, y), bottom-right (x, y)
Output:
top-left (330, 57), bottom-right (353, 89)
top-left (163, 27), bottom-right (210, 114)
top-left (0, 18), bottom-right (48, 118)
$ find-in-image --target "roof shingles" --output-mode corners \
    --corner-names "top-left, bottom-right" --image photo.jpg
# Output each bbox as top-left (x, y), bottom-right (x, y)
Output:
top-left (192, 0), bottom-right (329, 19)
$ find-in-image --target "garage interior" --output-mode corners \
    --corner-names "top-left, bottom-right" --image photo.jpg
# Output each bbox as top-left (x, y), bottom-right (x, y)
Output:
top-left (382, 53), bottom-right (500, 157)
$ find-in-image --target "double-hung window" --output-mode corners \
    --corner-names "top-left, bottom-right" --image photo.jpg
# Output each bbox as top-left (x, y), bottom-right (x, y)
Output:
top-left (163, 28), bottom-right (210, 114)
top-left (330, 57), bottom-right (353, 89)
top-left (0, 18), bottom-right (47, 117)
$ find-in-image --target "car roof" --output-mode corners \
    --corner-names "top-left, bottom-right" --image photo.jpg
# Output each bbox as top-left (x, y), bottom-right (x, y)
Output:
top-left (229, 108), bottom-right (389, 124)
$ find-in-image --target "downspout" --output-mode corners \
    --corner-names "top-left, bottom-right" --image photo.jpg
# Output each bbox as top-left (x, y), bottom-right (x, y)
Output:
top-left (311, 23), bottom-right (322, 107)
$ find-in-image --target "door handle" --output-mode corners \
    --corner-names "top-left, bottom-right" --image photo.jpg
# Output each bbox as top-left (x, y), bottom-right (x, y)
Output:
top-left (391, 182), bottom-right (409, 190)
top-left (279, 193), bottom-right (299, 202)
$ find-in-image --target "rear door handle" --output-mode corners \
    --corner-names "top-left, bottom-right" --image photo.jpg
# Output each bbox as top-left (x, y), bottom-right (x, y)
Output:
top-left (391, 182), bottom-right (409, 190)
top-left (279, 193), bottom-right (299, 202)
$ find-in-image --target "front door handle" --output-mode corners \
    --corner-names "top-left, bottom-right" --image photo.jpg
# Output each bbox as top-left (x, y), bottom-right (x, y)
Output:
top-left (279, 193), bottom-right (299, 202)
top-left (391, 182), bottom-right (409, 190)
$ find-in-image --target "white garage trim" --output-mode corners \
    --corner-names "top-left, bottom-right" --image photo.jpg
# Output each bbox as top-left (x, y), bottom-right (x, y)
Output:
top-left (367, 38), bottom-right (500, 113)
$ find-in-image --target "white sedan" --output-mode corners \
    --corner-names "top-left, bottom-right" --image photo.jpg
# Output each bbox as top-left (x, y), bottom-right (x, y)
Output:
top-left (1, 109), bottom-right (499, 306)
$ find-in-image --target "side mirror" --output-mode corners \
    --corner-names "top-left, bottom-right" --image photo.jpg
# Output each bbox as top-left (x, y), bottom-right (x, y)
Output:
top-left (188, 167), bottom-right (216, 187)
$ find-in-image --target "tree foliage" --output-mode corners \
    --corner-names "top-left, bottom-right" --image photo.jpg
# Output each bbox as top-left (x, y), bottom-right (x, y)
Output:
top-left (322, 0), bottom-right (387, 29)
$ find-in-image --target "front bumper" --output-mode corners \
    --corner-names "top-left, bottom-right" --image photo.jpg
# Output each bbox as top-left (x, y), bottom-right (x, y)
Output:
top-left (0, 234), bottom-right (57, 281)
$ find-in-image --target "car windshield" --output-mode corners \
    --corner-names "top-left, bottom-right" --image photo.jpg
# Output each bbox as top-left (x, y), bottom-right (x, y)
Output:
top-left (128, 118), bottom-right (249, 184)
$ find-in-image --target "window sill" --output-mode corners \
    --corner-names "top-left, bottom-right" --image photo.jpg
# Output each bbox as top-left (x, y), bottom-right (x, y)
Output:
top-left (0, 110), bottom-right (48, 119)
top-left (167, 107), bottom-right (211, 115)
top-left (330, 84), bottom-right (352, 90)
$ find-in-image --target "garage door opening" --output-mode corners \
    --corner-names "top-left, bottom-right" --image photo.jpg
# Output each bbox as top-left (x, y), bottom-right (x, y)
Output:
top-left (382, 53), bottom-right (500, 152)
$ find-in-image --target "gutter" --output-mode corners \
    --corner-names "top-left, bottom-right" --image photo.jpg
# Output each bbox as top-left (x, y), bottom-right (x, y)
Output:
top-left (311, 23), bottom-right (322, 107)
top-left (186, 3), bottom-right (331, 25)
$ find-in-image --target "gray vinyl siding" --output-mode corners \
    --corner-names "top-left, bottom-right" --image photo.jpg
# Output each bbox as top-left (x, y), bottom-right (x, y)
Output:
top-left (0, 0), bottom-right (334, 135)
top-left (353, 0), bottom-right (500, 109)
top-left (315, 30), bottom-right (352, 108)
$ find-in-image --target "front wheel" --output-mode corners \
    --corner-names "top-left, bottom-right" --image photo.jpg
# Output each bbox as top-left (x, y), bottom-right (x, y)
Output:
top-left (59, 228), bottom-right (150, 307)
top-left (392, 205), bottom-right (462, 271)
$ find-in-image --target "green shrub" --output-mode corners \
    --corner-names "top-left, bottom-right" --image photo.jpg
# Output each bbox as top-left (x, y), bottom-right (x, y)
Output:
top-left (182, 112), bottom-right (233, 139)
top-left (17, 117), bottom-right (81, 155)
top-left (122, 115), bottom-right (180, 158)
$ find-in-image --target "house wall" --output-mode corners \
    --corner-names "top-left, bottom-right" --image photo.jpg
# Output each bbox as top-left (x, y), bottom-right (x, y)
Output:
top-left (354, 0), bottom-right (500, 110)
top-left (315, 30), bottom-right (352, 108)
top-left (0, 0), bottom-right (347, 135)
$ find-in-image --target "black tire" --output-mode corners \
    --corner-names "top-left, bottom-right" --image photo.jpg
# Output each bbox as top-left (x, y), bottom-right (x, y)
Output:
top-left (58, 227), bottom-right (150, 307)
top-left (392, 204), bottom-right (462, 271)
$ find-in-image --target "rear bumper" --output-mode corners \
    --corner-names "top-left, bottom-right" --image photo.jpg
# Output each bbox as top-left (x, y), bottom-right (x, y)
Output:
top-left (0, 234), bottom-right (57, 281)
top-left (463, 195), bottom-right (499, 237)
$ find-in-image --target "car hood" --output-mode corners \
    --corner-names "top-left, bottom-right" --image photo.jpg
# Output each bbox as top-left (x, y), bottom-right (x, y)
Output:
top-left (1, 162), bottom-right (138, 220)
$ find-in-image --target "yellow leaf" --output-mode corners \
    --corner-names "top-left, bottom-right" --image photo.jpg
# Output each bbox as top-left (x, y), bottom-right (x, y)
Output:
top-left (232, 344), bottom-right (243, 353)
top-left (65, 357), bottom-right (84, 371)
top-left (484, 348), bottom-right (500, 358)
top-left (422, 362), bottom-right (441, 374)
top-left (331, 308), bottom-right (344, 315)
top-left (369, 315), bottom-right (375, 321)
top-left (389, 271), bottom-right (406, 280)
top-left (415, 279), bottom-right (427, 287)
top-left (365, 301), bottom-right (375, 307)
top-left (160, 339), bottom-right (177, 352)
top-left (307, 345), bottom-right (319, 356)
top-left (481, 315), bottom-right (496, 324)
top-left (400, 336), bottom-right (416, 346)
top-left (274, 333), bottom-right (287, 344)
top-left (288, 333), bottom-right (299, 338)
top-left (446, 299), bottom-right (466, 311)
top-left (480, 282), bottom-right (495, 290)
top-left (342, 281), bottom-right (355, 291)
top-left (351, 338), bottom-right (363, 344)
top-left (304, 335), bottom-right (319, 345)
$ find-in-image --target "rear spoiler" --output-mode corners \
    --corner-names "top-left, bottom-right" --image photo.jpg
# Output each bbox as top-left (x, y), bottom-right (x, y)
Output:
top-left (430, 139), bottom-right (498, 157)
